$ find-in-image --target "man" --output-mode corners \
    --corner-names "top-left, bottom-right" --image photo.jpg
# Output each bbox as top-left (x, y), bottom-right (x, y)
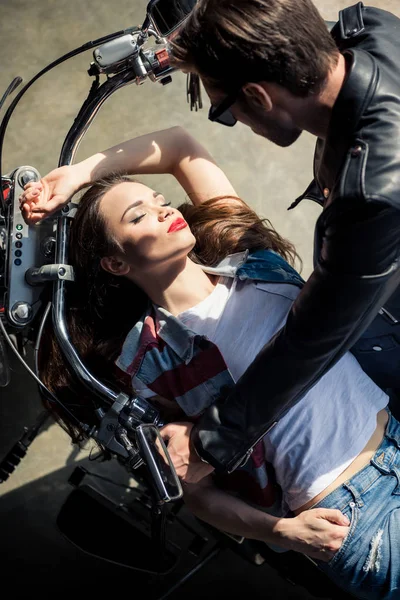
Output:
top-left (160, 0), bottom-right (400, 482)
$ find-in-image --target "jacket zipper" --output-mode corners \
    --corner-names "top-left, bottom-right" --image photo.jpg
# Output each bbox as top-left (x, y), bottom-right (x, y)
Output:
top-left (379, 307), bottom-right (399, 324)
top-left (227, 421), bottom-right (278, 473)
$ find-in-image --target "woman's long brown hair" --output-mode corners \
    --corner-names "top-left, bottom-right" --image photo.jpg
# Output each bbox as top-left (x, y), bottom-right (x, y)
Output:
top-left (40, 175), bottom-right (299, 442)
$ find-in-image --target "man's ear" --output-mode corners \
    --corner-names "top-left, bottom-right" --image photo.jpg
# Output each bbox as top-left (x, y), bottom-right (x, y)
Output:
top-left (242, 82), bottom-right (273, 112)
top-left (100, 256), bottom-right (130, 276)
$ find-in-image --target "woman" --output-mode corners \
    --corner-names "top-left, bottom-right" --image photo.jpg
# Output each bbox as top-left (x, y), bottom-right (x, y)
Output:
top-left (21, 127), bottom-right (398, 599)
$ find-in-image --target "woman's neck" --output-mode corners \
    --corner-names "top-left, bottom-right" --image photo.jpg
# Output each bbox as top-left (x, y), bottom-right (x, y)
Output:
top-left (135, 257), bottom-right (218, 316)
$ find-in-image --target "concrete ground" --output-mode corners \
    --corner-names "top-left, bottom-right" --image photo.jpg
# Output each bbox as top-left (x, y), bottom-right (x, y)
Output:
top-left (1, 0), bottom-right (399, 597)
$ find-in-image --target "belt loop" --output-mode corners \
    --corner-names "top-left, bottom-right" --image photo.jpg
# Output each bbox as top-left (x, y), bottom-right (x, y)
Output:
top-left (385, 431), bottom-right (400, 452)
top-left (371, 445), bottom-right (397, 473)
top-left (344, 482), bottom-right (364, 508)
top-left (391, 466), bottom-right (400, 495)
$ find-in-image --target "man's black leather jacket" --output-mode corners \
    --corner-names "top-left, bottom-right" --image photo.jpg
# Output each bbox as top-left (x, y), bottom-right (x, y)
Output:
top-left (191, 2), bottom-right (400, 472)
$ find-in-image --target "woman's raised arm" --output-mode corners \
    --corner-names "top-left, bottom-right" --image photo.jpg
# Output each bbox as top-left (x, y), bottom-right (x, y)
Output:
top-left (20, 126), bottom-right (238, 223)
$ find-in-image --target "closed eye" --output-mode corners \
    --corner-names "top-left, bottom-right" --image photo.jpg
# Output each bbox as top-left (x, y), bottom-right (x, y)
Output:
top-left (129, 200), bottom-right (171, 223)
top-left (130, 214), bottom-right (146, 224)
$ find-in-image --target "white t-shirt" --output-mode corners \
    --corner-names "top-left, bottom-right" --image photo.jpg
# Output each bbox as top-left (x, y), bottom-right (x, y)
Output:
top-left (177, 277), bottom-right (389, 512)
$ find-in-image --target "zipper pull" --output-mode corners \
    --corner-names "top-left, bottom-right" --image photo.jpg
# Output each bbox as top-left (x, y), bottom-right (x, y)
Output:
top-left (379, 307), bottom-right (399, 324)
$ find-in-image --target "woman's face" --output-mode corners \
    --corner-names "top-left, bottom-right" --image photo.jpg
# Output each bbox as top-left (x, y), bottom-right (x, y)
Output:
top-left (99, 181), bottom-right (196, 275)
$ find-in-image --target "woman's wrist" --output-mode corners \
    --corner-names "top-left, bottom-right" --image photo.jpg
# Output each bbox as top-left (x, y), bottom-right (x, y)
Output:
top-left (72, 155), bottom-right (104, 188)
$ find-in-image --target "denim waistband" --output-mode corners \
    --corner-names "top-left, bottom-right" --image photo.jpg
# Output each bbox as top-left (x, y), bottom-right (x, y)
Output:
top-left (314, 410), bottom-right (400, 511)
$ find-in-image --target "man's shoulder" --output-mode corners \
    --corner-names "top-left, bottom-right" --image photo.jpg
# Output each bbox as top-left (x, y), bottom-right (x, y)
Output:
top-left (336, 133), bottom-right (400, 210)
top-left (334, 19), bottom-right (400, 209)
top-left (316, 4), bottom-right (400, 211)
top-left (347, 84), bottom-right (400, 209)
top-left (335, 4), bottom-right (400, 63)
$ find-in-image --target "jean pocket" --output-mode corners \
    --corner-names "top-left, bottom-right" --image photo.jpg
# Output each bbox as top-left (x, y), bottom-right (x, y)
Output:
top-left (328, 501), bottom-right (359, 568)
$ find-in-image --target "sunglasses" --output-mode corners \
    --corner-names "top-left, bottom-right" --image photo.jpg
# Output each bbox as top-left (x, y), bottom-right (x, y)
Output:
top-left (208, 89), bottom-right (239, 127)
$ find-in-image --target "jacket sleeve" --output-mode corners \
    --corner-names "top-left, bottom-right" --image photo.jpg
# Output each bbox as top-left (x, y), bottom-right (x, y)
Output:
top-left (191, 199), bottom-right (400, 473)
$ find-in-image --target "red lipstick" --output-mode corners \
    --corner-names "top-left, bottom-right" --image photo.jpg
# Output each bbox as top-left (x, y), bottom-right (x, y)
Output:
top-left (168, 218), bottom-right (187, 233)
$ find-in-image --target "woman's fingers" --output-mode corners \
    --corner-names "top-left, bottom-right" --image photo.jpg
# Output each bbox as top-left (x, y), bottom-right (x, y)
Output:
top-left (21, 208), bottom-right (45, 224)
top-left (23, 181), bottom-right (42, 193)
top-left (24, 182), bottom-right (42, 190)
top-left (22, 181), bottom-right (43, 200)
top-left (21, 195), bottom-right (65, 224)
top-left (19, 178), bottom-right (64, 224)
top-left (19, 188), bottom-right (43, 209)
top-left (18, 167), bottom-right (78, 224)
top-left (31, 195), bottom-right (64, 214)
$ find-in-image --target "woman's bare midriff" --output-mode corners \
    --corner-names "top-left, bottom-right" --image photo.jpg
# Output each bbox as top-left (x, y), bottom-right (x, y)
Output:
top-left (294, 408), bottom-right (389, 515)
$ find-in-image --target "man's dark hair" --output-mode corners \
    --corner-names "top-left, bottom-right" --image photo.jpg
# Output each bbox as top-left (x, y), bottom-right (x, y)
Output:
top-left (171, 0), bottom-right (339, 97)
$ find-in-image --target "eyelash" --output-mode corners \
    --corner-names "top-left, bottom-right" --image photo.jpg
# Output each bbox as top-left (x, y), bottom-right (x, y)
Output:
top-left (130, 215), bottom-right (145, 224)
top-left (130, 201), bottom-right (172, 224)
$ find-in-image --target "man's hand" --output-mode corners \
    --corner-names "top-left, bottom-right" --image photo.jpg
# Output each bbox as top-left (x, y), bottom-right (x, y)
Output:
top-left (274, 508), bottom-right (350, 562)
top-left (160, 421), bottom-right (214, 483)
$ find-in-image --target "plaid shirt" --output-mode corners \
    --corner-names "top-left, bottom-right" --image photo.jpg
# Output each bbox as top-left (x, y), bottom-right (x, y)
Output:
top-left (116, 249), bottom-right (304, 511)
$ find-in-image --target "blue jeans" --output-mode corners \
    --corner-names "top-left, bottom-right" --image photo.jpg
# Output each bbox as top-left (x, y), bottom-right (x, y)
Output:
top-left (313, 410), bottom-right (400, 599)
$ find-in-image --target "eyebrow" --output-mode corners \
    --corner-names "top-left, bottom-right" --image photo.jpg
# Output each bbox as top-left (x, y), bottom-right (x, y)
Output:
top-left (120, 192), bottom-right (163, 221)
top-left (120, 200), bottom-right (143, 221)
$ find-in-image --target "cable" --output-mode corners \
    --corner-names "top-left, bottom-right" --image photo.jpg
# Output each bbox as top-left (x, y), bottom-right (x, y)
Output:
top-left (56, 530), bottom-right (178, 576)
top-left (0, 25), bottom-right (155, 457)
top-left (0, 27), bottom-right (142, 420)
top-left (152, 503), bottom-right (168, 575)
top-left (0, 325), bottom-right (11, 387)
top-left (0, 26), bottom-right (140, 212)
top-left (34, 301), bottom-right (51, 375)
top-left (0, 316), bottom-right (88, 430)
top-left (156, 546), bottom-right (221, 600)
top-left (0, 77), bottom-right (23, 114)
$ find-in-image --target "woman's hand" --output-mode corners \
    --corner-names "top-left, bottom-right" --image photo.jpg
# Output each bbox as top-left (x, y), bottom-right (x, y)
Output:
top-left (20, 164), bottom-right (85, 224)
top-left (274, 508), bottom-right (350, 562)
